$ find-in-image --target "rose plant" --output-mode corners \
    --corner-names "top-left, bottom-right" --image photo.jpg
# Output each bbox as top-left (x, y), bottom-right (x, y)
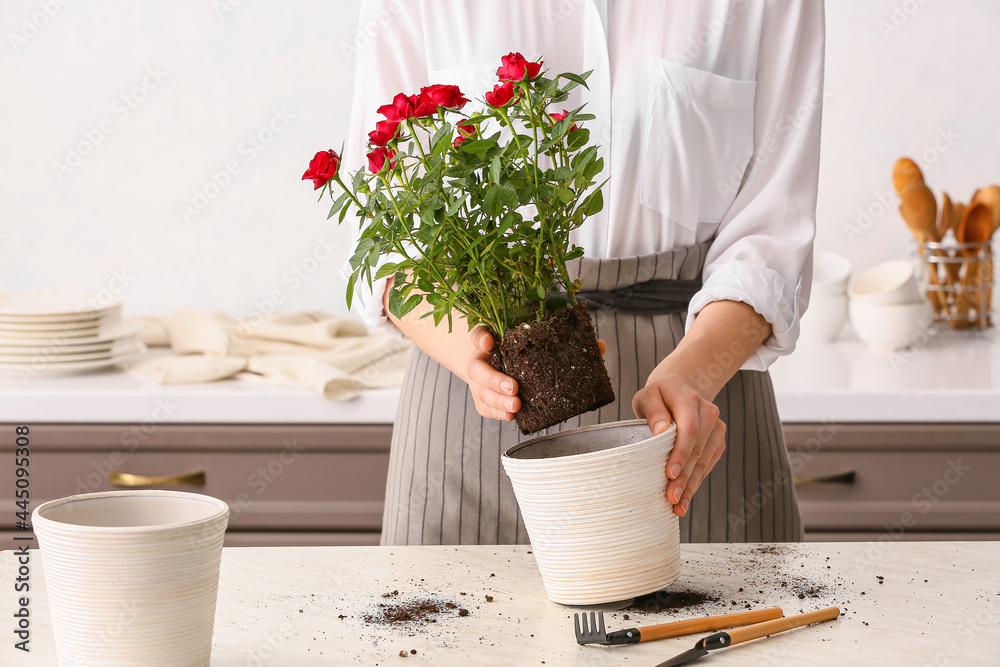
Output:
top-left (302, 52), bottom-right (614, 433)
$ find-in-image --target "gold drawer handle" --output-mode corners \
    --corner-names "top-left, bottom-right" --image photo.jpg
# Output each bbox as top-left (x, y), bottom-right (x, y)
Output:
top-left (794, 471), bottom-right (857, 486)
top-left (108, 471), bottom-right (207, 487)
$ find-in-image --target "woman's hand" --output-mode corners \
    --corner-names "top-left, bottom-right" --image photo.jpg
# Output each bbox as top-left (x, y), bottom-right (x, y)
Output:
top-left (632, 374), bottom-right (726, 518)
top-left (465, 328), bottom-right (608, 422)
top-left (632, 301), bottom-right (771, 518)
top-left (465, 328), bottom-right (520, 421)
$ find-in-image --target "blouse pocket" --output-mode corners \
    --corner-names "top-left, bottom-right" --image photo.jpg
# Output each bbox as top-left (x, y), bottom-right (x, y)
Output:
top-left (640, 59), bottom-right (757, 230)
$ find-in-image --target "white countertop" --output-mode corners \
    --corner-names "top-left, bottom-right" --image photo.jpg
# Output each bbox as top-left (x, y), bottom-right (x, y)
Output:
top-left (3, 541), bottom-right (998, 665)
top-left (769, 326), bottom-right (1000, 423)
top-left (1, 326), bottom-right (998, 424)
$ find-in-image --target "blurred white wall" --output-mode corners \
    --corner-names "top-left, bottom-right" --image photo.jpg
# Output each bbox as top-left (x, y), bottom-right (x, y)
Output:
top-left (0, 1), bottom-right (997, 320)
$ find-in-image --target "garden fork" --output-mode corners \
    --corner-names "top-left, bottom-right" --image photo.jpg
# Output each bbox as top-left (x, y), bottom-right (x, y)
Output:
top-left (574, 607), bottom-right (785, 646)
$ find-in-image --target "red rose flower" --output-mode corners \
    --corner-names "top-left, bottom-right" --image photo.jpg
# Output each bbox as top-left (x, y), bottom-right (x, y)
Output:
top-left (485, 81), bottom-right (519, 107)
top-left (301, 149), bottom-right (340, 190)
top-left (453, 122), bottom-right (477, 147)
top-left (496, 52), bottom-right (542, 82)
top-left (419, 84), bottom-right (469, 110)
top-left (548, 110), bottom-right (578, 132)
top-left (378, 92), bottom-right (437, 121)
top-left (368, 119), bottom-right (401, 147)
top-left (367, 147), bottom-right (398, 174)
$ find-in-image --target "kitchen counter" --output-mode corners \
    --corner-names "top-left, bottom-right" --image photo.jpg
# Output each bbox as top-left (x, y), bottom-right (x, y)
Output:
top-left (1, 326), bottom-right (998, 425)
top-left (3, 541), bottom-right (998, 665)
top-left (769, 326), bottom-right (1000, 423)
top-left (0, 369), bottom-right (399, 424)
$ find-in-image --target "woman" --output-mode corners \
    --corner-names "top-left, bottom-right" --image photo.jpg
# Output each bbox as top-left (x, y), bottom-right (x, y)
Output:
top-left (343, 1), bottom-right (824, 546)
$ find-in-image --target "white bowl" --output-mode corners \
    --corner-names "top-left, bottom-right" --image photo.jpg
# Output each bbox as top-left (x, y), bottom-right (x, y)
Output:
top-left (800, 293), bottom-right (848, 343)
top-left (812, 251), bottom-right (852, 296)
top-left (502, 420), bottom-right (679, 605)
top-left (848, 260), bottom-right (923, 304)
top-left (849, 300), bottom-right (934, 352)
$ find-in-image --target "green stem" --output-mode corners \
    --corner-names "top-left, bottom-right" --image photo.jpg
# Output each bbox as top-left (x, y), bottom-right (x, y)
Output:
top-left (407, 118), bottom-right (433, 171)
top-left (332, 173), bottom-right (364, 211)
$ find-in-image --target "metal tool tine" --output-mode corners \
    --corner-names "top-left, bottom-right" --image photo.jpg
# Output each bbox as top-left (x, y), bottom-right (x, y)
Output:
top-left (573, 610), bottom-right (610, 645)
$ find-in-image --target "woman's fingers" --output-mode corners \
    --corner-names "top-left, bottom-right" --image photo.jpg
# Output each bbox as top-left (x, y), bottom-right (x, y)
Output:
top-left (633, 377), bottom-right (726, 513)
top-left (670, 419), bottom-right (726, 516)
top-left (674, 422), bottom-right (727, 516)
top-left (467, 327), bottom-right (519, 420)
top-left (473, 327), bottom-right (495, 352)
top-left (467, 355), bottom-right (517, 398)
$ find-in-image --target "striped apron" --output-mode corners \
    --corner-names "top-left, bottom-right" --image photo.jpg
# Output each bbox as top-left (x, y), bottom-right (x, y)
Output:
top-left (380, 242), bottom-right (803, 545)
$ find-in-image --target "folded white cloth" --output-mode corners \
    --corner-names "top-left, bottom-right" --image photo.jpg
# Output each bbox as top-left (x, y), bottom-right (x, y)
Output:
top-left (128, 308), bottom-right (412, 400)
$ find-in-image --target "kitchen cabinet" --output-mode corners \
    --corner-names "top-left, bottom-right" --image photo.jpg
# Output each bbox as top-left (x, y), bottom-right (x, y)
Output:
top-left (6, 420), bottom-right (999, 548)
top-left (0, 423), bottom-right (392, 550)
top-left (786, 423), bottom-right (1000, 540)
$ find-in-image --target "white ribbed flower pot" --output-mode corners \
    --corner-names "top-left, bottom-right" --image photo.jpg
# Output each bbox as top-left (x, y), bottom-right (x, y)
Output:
top-left (32, 490), bottom-right (229, 667)
top-left (502, 419), bottom-right (680, 605)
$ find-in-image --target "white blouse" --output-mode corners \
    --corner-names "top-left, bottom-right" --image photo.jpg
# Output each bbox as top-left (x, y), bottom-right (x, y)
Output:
top-left (341, 0), bottom-right (825, 371)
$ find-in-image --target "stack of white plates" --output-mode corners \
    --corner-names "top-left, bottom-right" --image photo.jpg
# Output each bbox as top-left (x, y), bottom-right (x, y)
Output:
top-left (0, 291), bottom-right (145, 374)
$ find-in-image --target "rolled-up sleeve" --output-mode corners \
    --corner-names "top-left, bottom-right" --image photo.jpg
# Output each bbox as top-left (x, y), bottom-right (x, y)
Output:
top-left (339, 0), bottom-right (428, 330)
top-left (684, 1), bottom-right (825, 370)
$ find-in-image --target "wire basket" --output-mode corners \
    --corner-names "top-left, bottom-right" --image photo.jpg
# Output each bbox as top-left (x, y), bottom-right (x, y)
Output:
top-left (919, 239), bottom-right (994, 329)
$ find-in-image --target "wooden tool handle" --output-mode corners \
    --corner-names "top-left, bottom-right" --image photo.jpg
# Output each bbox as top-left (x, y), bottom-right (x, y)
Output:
top-left (639, 608), bottom-right (783, 642)
top-left (725, 606), bottom-right (840, 645)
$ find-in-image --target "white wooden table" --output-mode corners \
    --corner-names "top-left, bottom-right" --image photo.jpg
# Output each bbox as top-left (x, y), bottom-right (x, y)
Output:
top-left (3, 541), bottom-right (998, 665)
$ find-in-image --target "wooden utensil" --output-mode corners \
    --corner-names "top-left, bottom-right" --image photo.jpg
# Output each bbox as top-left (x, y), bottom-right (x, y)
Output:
top-left (656, 606), bottom-right (842, 666)
top-left (893, 157), bottom-right (924, 197)
top-left (574, 607), bottom-right (784, 645)
top-left (899, 181), bottom-right (946, 314)
top-left (938, 192), bottom-right (954, 240)
top-left (956, 203), bottom-right (993, 327)
top-left (971, 185), bottom-right (1000, 236)
top-left (938, 192), bottom-right (963, 288)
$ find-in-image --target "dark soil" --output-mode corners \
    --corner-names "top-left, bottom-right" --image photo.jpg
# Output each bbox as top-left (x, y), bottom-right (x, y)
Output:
top-left (490, 302), bottom-right (615, 434)
top-left (623, 589), bottom-right (721, 614)
top-left (363, 599), bottom-right (445, 625)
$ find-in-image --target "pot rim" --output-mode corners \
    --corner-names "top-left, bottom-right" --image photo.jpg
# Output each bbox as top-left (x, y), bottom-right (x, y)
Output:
top-left (503, 418), bottom-right (667, 460)
top-left (32, 489), bottom-right (230, 533)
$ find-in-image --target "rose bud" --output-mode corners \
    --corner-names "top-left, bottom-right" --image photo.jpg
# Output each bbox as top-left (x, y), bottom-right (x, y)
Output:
top-left (496, 52), bottom-right (542, 82)
top-left (301, 149), bottom-right (340, 190)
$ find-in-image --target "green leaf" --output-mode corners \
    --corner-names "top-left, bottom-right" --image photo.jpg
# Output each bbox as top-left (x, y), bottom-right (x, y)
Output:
top-left (489, 156), bottom-right (502, 184)
top-left (583, 156), bottom-right (604, 182)
top-left (327, 191), bottom-right (350, 220)
top-left (497, 179), bottom-right (518, 209)
top-left (349, 238), bottom-right (375, 271)
top-left (484, 185), bottom-right (501, 218)
top-left (567, 127), bottom-right (590, 150)
top-left (345, 274), bottom-right (356, 308)
top-left (447, 193), bottom-right (468, 216)
top-left (387, 286), bottom-right (402, 320)
top-left (398, 293), bottom-right (423, 318)
top-left (527, 285), bottom-right (546, 301)
top-left (374, 261), bottom-right (400, 281)
top-left (430, 122), bottom-right (452, 153)
top-left (559, 70), bottom-right (592, 89)
top-left (582, 188), bottom-right (604, 216)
